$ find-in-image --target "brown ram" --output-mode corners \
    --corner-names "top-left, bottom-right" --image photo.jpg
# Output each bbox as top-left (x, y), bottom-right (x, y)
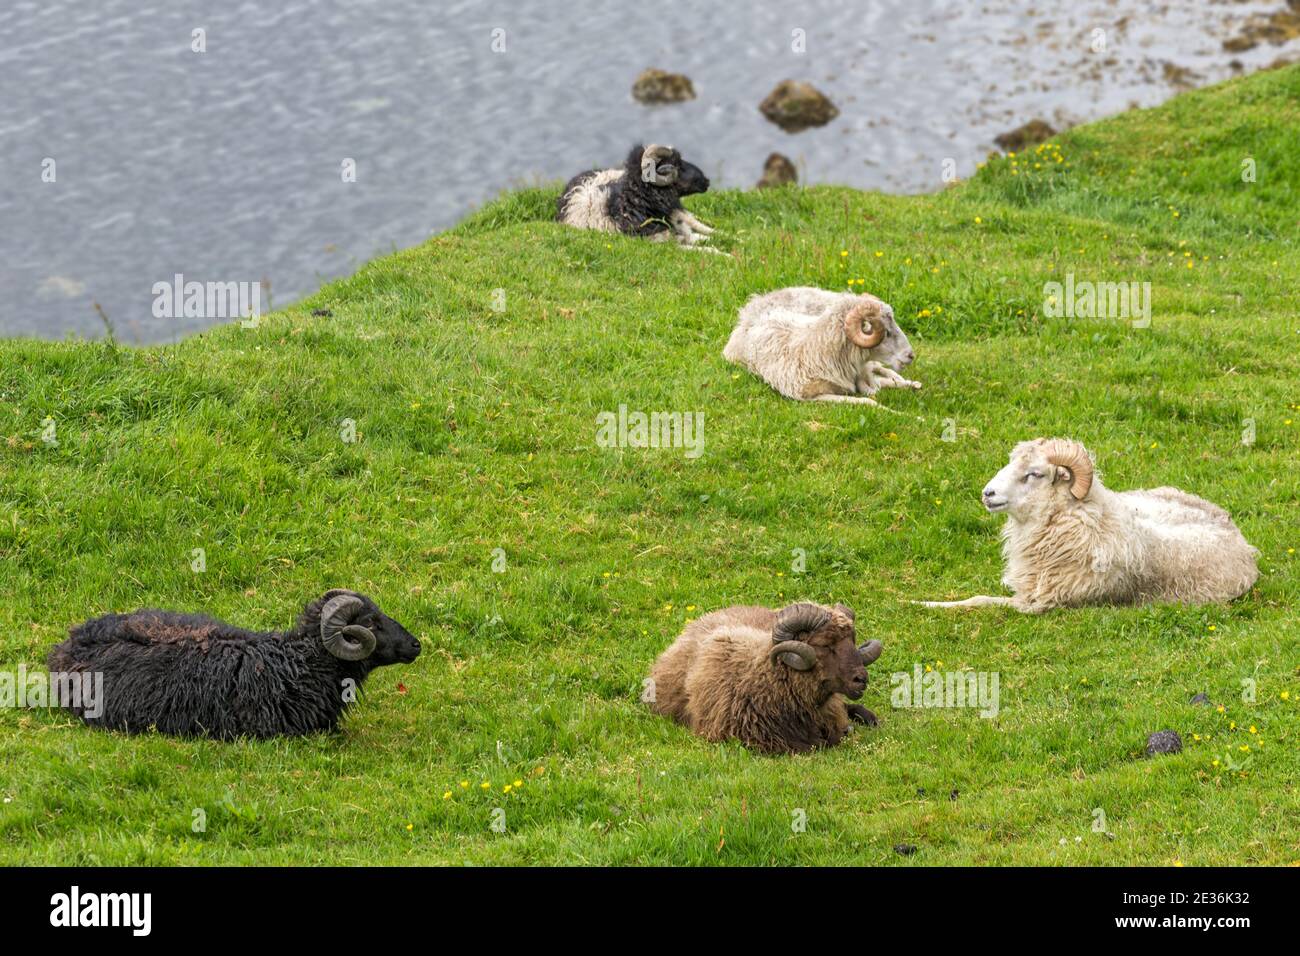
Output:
top-left (646, 602), bottom-right (883, 754)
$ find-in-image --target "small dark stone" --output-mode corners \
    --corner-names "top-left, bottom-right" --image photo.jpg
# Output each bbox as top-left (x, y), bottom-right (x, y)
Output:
top-left (993, 119), bottom-right (1056, 152)
top-left (1145, 730), bottom-right (1183, 757)
top-left (915, 788), bottom-right (926, 797)
top-left (1190, 692), bottom-right (1211, 706)
top-left (893, 843), bottom-right (918, 856)
top-left (311, 308), bottom-right (333, 317)
top-left (949, 789), bottom-right (959, 801)
top-left (756, 152), bottom-right (798, 189)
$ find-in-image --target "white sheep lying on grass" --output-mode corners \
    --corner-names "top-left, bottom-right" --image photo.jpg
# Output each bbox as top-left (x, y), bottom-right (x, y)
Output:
top-left (919, 438), bottom-right (1260, 613)
top-left (723, 287), bottom-right (920, 410)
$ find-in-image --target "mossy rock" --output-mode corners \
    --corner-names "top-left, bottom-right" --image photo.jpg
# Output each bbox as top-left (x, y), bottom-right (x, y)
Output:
top-left (632, 69), bottom-right (696, 105)
top-left (756, 152), bottom-right (797, 188)
top-left (759, 80), bottom-right (839, 133)
top-left (994, 119), bottom-right (1056, 152)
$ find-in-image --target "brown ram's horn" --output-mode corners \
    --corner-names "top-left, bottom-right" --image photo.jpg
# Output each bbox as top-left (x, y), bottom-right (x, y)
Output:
top-left (770, 640), bottom-right (817, 671)
top-left (844, 300), bottom-right (886, 349)
top-left (858, 640), bottom-right (883, 666)
top-left (773, 602), bottom-right (830, 643)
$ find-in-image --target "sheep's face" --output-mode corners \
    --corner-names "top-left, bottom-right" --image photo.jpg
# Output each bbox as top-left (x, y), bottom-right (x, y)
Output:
top-left (672, 155), bottom-right (710, 197)
top-left (628, 145), bottom-right (710, 197)
top-left (848, 296), bottom-right (916, 371)
top-left (982, 439), bottom-right (1091, 520)
top-left (307, 590), bottom-right (422, 666)
top-left (785, 605), bottom-right (870, 700)
top-left (362, 601), bottom-right (423, 666)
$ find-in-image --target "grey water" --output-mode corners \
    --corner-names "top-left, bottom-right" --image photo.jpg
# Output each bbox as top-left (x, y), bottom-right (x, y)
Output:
top-left (1, 0), bottom-right (1289, 342)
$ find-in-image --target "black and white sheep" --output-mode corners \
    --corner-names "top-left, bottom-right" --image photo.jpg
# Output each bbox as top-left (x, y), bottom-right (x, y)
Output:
top-left (647, 602), bottom-right (883, 754)
top-left (46, 589), bottom-right (421, 739)
top-left (556, 143), bottom-right (716, 248)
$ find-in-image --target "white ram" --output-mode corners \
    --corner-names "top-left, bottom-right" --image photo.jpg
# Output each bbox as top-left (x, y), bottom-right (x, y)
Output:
top-left (723, 287), bottom-right (920, 409)
top-left (920, 438), bottom-right (1260, 613)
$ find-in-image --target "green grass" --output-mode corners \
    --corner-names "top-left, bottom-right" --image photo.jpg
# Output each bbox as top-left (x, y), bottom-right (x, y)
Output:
top-left (2, 66), bottom-right (1298, 866)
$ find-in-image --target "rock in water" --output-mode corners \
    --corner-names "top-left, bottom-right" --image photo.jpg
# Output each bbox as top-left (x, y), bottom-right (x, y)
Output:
top-left (1161, 62), bottom-right (1200, 91)
top-left (756, 153), bottom-right (797, 188)
top-left (1223, 6), bottom-right (1300, 53)
top-left (994, 119), bottom-right (1056, 152)
top-left (759, 80), bottom-right (839, 133)
top-left (632, 69), bottom-right (696, 105)
top-left (1145, 730), bottom-right (1183, 757)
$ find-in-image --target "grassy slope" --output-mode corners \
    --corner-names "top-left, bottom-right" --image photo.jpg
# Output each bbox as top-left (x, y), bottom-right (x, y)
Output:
top-left (1, 67), bottom-right (1297, 866)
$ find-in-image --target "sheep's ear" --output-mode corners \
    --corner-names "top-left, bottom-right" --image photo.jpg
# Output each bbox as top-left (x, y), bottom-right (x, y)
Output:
top-left (1054, 464), bottom-right (1073, 487)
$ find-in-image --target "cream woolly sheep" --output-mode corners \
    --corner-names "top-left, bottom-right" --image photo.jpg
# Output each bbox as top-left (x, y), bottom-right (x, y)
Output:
top-left (722, 287), bottom-right (920, 409)
top-left (919, 438), bottom-right (1259, 613)
top-left (647, 602), bottom-right (883, 754)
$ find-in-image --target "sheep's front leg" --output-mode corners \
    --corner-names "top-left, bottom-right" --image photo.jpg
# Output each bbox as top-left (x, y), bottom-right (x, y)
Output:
top-left (670, 210), bottom-right (717, 247)
top-left (668, 210), bottom-right (709, 242)
top-left (677, 210), bottom-right (714, 236)
top-left (819, 697), bottom-right (853, 746)
top-left (803, 380), bottom-right (903, 413)
top-left (816, 393), bottom-right (895, 410)
top-left (668, 211), bottom-right (694, 243)
top-left (846, 703), bottom-right (878, 726)
top-left (863, 361), bottom-right (922, 392)
top-left (655, 218), bottom-right (724, 254)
